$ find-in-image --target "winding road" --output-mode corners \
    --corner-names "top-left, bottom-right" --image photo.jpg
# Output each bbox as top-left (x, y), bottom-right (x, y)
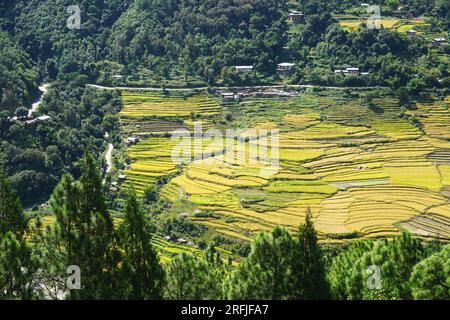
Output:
top-left (87, 83), bottom-right (389, 92)
top-left (29, 83), bottom-right (50, 117)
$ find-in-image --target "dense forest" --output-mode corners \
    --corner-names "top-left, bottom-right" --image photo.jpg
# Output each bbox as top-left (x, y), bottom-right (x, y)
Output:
top-left (0, 154), bottom-right (448, 299)
top-left (0, 0), bottom-right (448, 91)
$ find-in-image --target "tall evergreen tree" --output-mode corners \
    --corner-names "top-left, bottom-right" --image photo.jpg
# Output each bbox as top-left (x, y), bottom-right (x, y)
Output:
top-left (0, 232), bottom-right (39, 299)
top-left (119, 191), bottom-right (164, 299)
top-left (290, 207), bottom-right (329, 299)
top-left (165, 252), bottom-right (223, 300)
top-left (45, 151), bottom-right (121, 299)
top-left (410, 245), bottom-right (450, 300)
top-left (0, 171), bottom-right (26, 237)
top-left (225, 226), bottom-right (293, 300)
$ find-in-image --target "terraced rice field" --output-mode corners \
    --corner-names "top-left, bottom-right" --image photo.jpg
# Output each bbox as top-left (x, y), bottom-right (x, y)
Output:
top-left (119, 90), bottom-right (450, 242)
top-left (120, 91), bottom-right (220, 136)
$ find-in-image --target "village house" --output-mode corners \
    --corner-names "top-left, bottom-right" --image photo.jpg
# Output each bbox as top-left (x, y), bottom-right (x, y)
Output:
top-left (334, 68), bottom-right (363, 76)
top-left (118, 174), bottom-right (127, 183)
top-left (126, 136), bottom-right (140, 146)
top-left (277, 62), bottom-right (296, 74)
top-left (112, 74), bottom-right (123, 86)
top-left (235, 65), bottom-right (253, 73)
top-left (432, 37), bottom-right (446, 46)
top-left (346, 67), bottom-right (360, 76)
top-left (288, 10), bottom-right (304, 23)
top-left (406, 30), bottom-right (417, 38)
top-left (220, 92), bottom-right (243, 102)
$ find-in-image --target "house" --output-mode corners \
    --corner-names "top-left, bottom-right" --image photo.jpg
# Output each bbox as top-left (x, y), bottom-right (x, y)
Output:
top-left (346, 67), bottom-right (360, 76)
top-left (126, 136), bottom-right (140, 146)
top-left (288, 10), bottom-right (304, 23)
top-left (180, 213), bottom-right (189, 219)
top-left (112, 75), bottom-right (123, 86)
top-left (432, 38), bottom-right (446, 46)
top-left (406, 29), bottom-right (417, 38)
top-left (277, 62), bottom-right (296, 74)
top-left (235, 66), bottom-right (253, 73)
top-left (220, 92), bottom-right (243, 102)
top-left (109, 186), bottom-right (118, 193)
top-left (164, 235), bottom-right (172, 241)
top-left (263, 90), bottom-right (292, 98)
top-left (177, 238), bottom-right (188, 244)
top-left (334, 68), bottom-right (362, 76)
top-left (361, 3), bottom-right (370, 7)
top-left (118, 174), bottom-right (127, 183)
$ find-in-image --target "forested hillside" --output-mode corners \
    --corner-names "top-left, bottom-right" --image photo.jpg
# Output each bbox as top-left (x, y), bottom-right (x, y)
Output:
top-left (0, 0), bottom-right (448, 89)
top-left (0, 32), bottom-right (39, 112)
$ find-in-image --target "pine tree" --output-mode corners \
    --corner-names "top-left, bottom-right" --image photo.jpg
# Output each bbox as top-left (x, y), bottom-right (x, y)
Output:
top-left (45, 151), bottom-right (121, 299)
top-left (290, 207), bottom-right (329, 299)
top-left (0, 171), bottom-right (26, 237)
top-left (165, 252), bottom-right (223, 300)
top-left (225, 226), bottom-right (293, 300)
top-left (119, 191), bottom-right (164, 299)
top-left (0, 232), bottom-right (39, 299)
top-left (410, 245), bottom-right (450, 300)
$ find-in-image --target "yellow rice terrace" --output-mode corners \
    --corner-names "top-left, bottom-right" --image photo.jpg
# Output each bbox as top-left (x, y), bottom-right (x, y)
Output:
top-left (118, 90), bottom-right (450, 243)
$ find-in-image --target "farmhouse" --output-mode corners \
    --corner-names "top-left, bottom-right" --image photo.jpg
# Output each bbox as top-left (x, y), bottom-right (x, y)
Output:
top-left (334, 68), bottom-right (366, 76)
top-left (346, 67), bottom-right (360, 76)
top-left (288, 10), bottom-right (304, 23)
top-left (112, 74), bottom-right (123, 86)
top-left (235, 65), bottom-right (253, 73)
top-left (431, 37), bottom-right (446, 46)
top-left (109, 186), bottom-right (118, 194)
top-left (277, 62), bottom-right (296, 74)
top-left (118, 174), bottom-right (127, 183)
top-left (126, 136), bottom-right (140, 146)
top-left (220, 92), bottom-right (243, 102)
top-left (406, 29), bottom-right (417, 38)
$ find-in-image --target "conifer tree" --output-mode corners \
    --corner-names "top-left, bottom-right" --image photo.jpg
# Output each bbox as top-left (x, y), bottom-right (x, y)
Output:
top-left (165, 252), bottom-right (223, 300)
top-left (290, 207), bottom-right (329, 299)
top-left (0, 232), bottom-right (39, 299)
top-left (0, 172), bottom-right (26, 237)
top-left (225, 226), bottom-right (293, 300)
top-left (410, 245), bottom-right (450, 300)
top-left (119, 190), bottom-right (164, 299)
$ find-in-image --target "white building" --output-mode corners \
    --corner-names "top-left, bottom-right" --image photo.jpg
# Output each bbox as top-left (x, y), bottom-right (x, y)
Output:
top-left (277, 62), bottom-right (296, 73)
top-left (346, 67), bottom-right (360, 76)
top-left (126, 136), bottom-right (140, 146)
top-left (235, 66), bottom-right (254, 73)
top-left (288, 10), bottom-right (304, 23)
top-left (406, 29), bottom-right (417, 38)
top-left (432, 38), bottom-right (446, 46)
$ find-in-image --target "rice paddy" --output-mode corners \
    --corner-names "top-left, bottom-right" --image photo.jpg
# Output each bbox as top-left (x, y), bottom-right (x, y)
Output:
top-left (119, 89), bottom-right (450, 243)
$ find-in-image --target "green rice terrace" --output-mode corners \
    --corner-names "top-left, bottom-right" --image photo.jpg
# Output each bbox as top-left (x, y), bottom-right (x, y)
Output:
top-left (117, 89), bottom-right (450, 247)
